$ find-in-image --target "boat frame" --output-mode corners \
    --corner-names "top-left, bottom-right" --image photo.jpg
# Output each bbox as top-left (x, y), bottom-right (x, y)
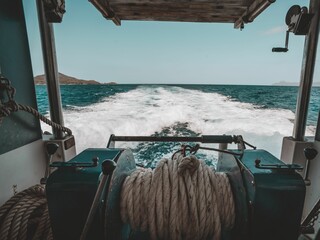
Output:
top-left (1, 0), bottom-right (320, 238)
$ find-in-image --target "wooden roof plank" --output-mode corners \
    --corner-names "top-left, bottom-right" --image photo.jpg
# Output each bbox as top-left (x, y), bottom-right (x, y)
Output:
top-left (234, 0), bottom-right (275, 28)
top-left (89, 0), bottom-right (121, 25)
top-left (108, 0), bottom-right (248, 4)
top-left (89, 0), bottom-right (274, 26)
top-left (121, 16), bottom-right (236, 23)
top-left (111, 8), bottom-right (242, 13)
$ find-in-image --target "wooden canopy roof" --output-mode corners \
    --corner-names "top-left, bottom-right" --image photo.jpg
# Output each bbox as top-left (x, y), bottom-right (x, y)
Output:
top-left (89, 0), bottom-right (275, 28)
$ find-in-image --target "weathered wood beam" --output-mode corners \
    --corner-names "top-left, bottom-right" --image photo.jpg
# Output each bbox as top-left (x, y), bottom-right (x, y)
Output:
top-left (120, 15), bottom-right (235, 23)
top-left (109, 0), bottom-right (244, 4)
top-left (89, 0), bottom-right (121, 26)
top-left (110, 3), bottom-right (247, 11)
top-left (234, 0), bottom-right (275, 29)
top-left (112, 6), bottom-right (244, 16)
top-left (116, 10), bottom-right (240, 19)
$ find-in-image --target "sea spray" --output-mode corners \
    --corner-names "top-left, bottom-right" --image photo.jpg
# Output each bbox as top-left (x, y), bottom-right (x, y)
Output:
top-left (38, 85), bottom-right (318, 165)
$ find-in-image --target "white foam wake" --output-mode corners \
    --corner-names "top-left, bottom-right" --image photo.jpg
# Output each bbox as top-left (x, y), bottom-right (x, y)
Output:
top-left (41, 85), bottom-right (312, 158)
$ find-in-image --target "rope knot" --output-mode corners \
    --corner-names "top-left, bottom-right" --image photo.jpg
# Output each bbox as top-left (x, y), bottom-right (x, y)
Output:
top-left (7, 100), bottom-right (19, 112)
top-left (177, 155), bottom-right (200, 175)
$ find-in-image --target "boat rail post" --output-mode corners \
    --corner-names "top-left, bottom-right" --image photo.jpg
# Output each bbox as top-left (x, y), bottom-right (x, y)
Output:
top-left (218, 143), bottom-right (228, 160)
top-left (316, 111), bottom-right (320, 142)
top-left (36, 0), bottom-right (65, 139)
top-left (293, 0), bottom-right (320, 141)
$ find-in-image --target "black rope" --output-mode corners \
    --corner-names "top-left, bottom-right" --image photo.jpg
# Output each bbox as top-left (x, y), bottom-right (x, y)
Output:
top-left (197, 145), bottom-right (243, 156)
top-left (171, 143), bottom-right (243, 160)
top-left (243, 140), bottom-right (256, 150)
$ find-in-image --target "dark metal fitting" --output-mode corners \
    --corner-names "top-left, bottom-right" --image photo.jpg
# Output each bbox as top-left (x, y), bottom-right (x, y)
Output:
top-left (304, 179), bottom-right (311, 186)
top-left (102, 159), bottom-right (117, 175)
top-left (304, 148), bottom-right (318, 161)
top-left (300, 225), bottom-right (315, 234)
top-left (92, 156), bottom-right (99, 167)
top-left (255, 159), bottom-right (261, 167)
top-left (40, 177), bottom-right (47, 185)
top-left (46, 142), bottom-right (59, 155)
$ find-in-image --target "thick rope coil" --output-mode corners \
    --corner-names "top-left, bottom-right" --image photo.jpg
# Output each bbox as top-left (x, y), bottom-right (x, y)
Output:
top-left (0, 185), bottom-right (53, 240)
top-left (120, 153), bottom-right (235, 240)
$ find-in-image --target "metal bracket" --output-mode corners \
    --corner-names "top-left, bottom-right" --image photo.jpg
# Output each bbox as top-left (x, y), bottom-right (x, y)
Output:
top-left (89, 0), bottom-right (121, 26)
top-left (255, 159), bottom-right (303, 171)
top-left (42, 0), bottom-right (66, 23)
top-left (50, 156), bottom-right (99, 168)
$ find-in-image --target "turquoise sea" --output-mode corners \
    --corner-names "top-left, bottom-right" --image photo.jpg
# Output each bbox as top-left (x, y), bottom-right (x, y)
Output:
top-left (36, 85), bottom-right (319, 166)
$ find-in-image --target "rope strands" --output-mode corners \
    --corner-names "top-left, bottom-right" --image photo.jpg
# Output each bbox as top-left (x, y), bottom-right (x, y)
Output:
top-left (0, 101), bottom-right (72, 136)
top-left (120, 153), bottom-right (235, 240)
top-left (17, 103), bottom-right (72, 136)
top-left (0, 76), bottom-right (72, 135)
top-left (0, 185), bottom-right (53, 240)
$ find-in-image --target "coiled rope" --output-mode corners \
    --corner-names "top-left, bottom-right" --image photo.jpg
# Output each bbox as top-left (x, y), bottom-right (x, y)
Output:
top-left (0, 185), bottom-right (52, 240)
top-left (120, 153), bottom-right (235, 240)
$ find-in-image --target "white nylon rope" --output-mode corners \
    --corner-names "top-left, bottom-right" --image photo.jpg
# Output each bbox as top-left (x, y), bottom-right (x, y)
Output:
top-left (120, 153), bottom-right (235, 240)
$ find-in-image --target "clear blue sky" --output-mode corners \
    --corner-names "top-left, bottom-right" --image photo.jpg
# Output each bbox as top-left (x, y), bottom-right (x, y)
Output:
top-left (23, 0), bottom-right (319, 85)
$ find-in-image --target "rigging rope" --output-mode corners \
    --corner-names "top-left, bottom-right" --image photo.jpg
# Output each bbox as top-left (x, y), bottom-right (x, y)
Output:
top-left (0, 101), bottom-right (72, 136)
top-left (0, 185), bottom-right (52, 240)
top-left (120, 153), bottom-right (235, 240)
top-left (0, 75), bottom-right (72, 136)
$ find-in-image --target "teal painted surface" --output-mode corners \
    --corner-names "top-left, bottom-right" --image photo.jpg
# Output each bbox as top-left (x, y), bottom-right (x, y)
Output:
top-left (48, 148), bottom-right (306, 240)
top-left (217, 150), bottom-right (306, 240)
top-left (46, 148), bottom-right (122, 240)
top-left (0, 0), bottom-right (41, 154)
top-left (240, 150), bottom-right (306, 240)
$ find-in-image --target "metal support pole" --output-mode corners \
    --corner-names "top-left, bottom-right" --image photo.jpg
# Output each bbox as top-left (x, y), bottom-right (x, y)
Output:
top-left (316, 111), bottom-right (320, 141)
top-left (36, 0), bottom-right (64, 139)
top-left (293, 0), bottom-right (320, 141)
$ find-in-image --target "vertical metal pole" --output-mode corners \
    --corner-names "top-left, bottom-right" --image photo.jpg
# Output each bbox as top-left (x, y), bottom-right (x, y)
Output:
top-left (36, 0), bottom-right (64, 139)
top-left (316, 111), bottom-right (320, 141)
top-left (293, 0), bottom-right (320, 141)
top-left (218, 143), bottom-right (228, 160)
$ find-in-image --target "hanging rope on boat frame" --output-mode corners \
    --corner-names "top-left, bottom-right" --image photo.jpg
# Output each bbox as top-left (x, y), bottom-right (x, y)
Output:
top-left (0, 75), bottom-right (72, 136)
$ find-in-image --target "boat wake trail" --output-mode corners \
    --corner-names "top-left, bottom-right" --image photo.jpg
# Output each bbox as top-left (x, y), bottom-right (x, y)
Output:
top-left (41, 85), bottom-right (310, 161)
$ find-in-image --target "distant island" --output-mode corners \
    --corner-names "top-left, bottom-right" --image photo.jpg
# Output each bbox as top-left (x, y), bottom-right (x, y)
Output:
top-left (34, 73), bottom-right (116, 85)
top-left (273, 81), bottom-right (320, 86)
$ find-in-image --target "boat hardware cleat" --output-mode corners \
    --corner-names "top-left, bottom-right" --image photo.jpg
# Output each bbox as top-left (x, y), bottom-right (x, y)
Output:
top-left (50, 156), bottom-right (99, 169)
top-left (272, 5), bottom-right (314, 52)
top-left (40, 142), bottom-right (59, 184)
top-left (254, 159), bottom-right (303, 171)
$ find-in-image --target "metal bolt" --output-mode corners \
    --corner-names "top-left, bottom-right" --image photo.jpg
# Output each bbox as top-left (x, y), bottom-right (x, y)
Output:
top-left (92, 157), bottom-right (99, 167)
top-left (255, 159), bottom-right (261, 167)
top-left (12, 185), bottom-right (17, 195)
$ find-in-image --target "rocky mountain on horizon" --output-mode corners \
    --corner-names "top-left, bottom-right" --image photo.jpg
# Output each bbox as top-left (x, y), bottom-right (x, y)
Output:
top-left (34, 73), bottom-right (103, 85)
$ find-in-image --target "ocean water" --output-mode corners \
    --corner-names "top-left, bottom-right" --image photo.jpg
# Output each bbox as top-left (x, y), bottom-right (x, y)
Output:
top-left (36, 85), bottom-right (319, 166)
